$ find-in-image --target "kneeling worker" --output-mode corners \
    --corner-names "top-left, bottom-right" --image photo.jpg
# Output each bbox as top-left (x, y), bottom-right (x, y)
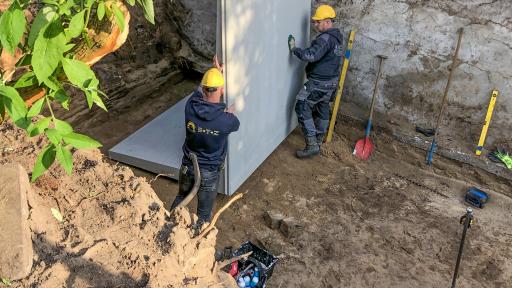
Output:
top-left (170, 65), bottom-right (240, 226)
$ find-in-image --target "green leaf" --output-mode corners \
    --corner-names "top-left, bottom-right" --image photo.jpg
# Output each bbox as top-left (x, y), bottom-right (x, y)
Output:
top-left (56, 144), bottom-right (73, 174)
top-left (126, 0), bottom-right (135, 6)
top-left (50, 207), bottom-right (64, 222)
top-left (16, 53), bottom-right (32, 66)
top-left (62, 43), bottom-right (75, 52)
top-left (85, 91), bottom-right (93, 109)
top-left (53, 118), bottom-right (73, 135)
top-left (28, 6), bottom-right (58, 48)
top-left (1, 277), bottom-right (12, 286)
top-left (89, 90), bottom-right (107, 111)
top-left (0, 8), bottom-right (26, 55)
top-left (43, 77), bottom-right (61, 91)
top-left (31, 144), bottom-right (56, 181)
top-left (0, 86), bottom-right (28, 125)
top-left (42, 0), bottom-right (59, 5)
top-left (86, 78), bottom-right (99, 89)
top-left (63, 132), bottom-right (102, 149)
top-left (97, 2), bottom-right (105, 21)
top-left (61, 58), bottom-right (97, 89)
top-left (0, 95), bottom-right (5, 122)
top-left (58, 0), bottom-right (75, 16)
top-left (66, 10), bottom-right (85, 40)
top-left (111, 4), bottom-right (125, 32)
top-left (85, 0), bottom-right (94, 8)
top-left (27, 98), bottom-right (45, 117)
top-left (28, 117), bottom-right (51, 137)
top-left (32, 19), bottom-right (66, 83)
top-left (137, 0), bottom-right (154, 24)
top-left (45, 128), bottom-right (62, 144)
top-left (104, 4), bottom-right (112, 19)
top-left (14, 72), bottom-right (37, 88)
top-left (52, 89), bottom-right (70, 110)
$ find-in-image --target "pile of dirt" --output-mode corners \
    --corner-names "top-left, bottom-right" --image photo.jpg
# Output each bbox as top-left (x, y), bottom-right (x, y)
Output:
top-left (0, 120), bottom-right (236, 287)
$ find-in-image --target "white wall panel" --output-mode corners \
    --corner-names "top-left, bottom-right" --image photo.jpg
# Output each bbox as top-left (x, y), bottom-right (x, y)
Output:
top-left (221, 0), bottom-right (311, 195)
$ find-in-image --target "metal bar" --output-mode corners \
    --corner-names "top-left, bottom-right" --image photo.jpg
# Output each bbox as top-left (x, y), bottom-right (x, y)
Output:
top-left (451, 207), bottom-right (473, 288)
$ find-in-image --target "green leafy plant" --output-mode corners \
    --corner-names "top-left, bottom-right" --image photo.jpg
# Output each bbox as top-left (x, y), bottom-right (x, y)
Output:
top-left (0, 0), bottom-right (154, 181)
top-left (1, 277), bottom-right (11, 286)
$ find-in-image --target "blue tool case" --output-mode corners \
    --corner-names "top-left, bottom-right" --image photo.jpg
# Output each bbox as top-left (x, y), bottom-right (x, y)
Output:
top-left (465, 187), bottom-right (489, 208)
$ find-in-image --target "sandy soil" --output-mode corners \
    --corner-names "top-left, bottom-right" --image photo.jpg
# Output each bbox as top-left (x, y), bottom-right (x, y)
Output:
top-left (58, 75), bottom-right (512, 287)
top-left (0, 119), bottom-right (236, 288)
top-left (3, 71), bottom-right (509, 287)
top-left (214, 124), bottom-right (512, 288)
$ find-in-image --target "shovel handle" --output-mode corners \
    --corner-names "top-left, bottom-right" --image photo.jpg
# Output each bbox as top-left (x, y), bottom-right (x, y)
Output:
top-left (368, 55), bottom-right (386, 123)
top-left (426, 139), bottom-right (436, 165)
top-left (364, 119), bottom-right (372, 138)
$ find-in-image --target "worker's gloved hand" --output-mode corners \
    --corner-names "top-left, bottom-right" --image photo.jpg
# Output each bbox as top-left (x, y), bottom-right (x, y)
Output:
top-left (288, 34), bottom-right (296, 51)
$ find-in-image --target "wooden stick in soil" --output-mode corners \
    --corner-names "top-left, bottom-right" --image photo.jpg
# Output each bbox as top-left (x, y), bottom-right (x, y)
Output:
top-left (211, 251), bottom-right (253, 275)
top-left (195, 191), bottom-right (247, 240)
top-left (217, 251), bottom-right (253, 269)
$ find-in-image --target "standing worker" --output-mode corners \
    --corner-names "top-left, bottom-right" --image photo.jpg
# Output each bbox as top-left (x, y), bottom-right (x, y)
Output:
top-left (170, 59), bottom-right (240, 227)
top-left (289, 4), bottom-right (343, 158)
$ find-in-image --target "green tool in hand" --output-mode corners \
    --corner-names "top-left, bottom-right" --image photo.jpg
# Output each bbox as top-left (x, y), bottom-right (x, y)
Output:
top-left (288, 34), bottom-right (296, 51)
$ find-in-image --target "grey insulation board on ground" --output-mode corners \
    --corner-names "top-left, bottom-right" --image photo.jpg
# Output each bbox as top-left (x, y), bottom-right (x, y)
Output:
top-left (108, 95), bottom-right (190, 180)
top-left (221, 0), bottom-right (310, 195)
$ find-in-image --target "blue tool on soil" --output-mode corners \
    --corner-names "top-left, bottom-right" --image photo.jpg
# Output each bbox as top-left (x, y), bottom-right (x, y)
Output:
top-left (464, 187), bottom-right (489, 209)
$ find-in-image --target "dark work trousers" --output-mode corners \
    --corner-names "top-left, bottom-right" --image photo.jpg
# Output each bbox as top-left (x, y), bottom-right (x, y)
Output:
top-left (295, 79), bottom-right (338, 138)
top-left (170, 164), bottom-right (221, 222)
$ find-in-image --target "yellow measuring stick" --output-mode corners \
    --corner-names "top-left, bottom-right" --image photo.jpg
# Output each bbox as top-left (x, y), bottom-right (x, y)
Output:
top-left (326, 30), bottom-right (356, 143)
top-left (476, 89), bottom-right (499, 155)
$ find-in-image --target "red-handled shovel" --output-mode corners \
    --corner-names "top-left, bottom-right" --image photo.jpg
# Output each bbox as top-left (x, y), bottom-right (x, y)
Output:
top-left (353, 55), bottom-right (387, 160)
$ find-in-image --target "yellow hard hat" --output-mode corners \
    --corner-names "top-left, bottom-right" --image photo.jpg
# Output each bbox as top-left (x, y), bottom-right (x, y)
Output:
top-left (312, 5), bottom-right (336, 21)
top-left (201, 68), bottom-right (224, 88)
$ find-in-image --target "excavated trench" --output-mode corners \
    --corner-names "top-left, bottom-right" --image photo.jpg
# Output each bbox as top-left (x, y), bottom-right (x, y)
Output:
top-left (48, 0), bottom-right (512, 286)
top-left (50, 62), bottom-right (512, 288)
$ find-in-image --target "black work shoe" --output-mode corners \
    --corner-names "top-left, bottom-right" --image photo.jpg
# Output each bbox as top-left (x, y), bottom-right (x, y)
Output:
top-left (296, 136), bottom-right (320, 158)
top-left (316, 133), bottom-right (325, 146)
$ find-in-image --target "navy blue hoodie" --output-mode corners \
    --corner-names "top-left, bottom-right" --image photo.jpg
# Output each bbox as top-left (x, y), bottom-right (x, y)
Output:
top-left (292, 28), bottom-right (343, 81)
top-left (182, 89), bottom-right (240, 170)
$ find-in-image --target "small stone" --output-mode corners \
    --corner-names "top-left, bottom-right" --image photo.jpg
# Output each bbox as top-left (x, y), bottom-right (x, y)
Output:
top-left (279, 217), bottom-right (304, 238)
top-left (263, 210), bottom-right (285, 230)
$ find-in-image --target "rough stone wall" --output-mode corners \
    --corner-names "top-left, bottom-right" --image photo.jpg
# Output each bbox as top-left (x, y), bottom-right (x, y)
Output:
top-left (167, 0), bottom-right (217, 72)
top-left (323, 0), bottom-right (512, 151)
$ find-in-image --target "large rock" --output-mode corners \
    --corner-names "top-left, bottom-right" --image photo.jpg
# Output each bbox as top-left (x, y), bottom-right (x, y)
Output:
top-left (263, 210), bottom-right (285, 230)
top-left (0, 164), bottom-right (33, 280)
top-left (167, 0), bottom-right (217, 71)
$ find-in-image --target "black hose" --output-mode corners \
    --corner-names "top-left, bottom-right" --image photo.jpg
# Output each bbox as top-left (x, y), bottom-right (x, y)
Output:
top-left (174, 153), bottom-right (201, 209)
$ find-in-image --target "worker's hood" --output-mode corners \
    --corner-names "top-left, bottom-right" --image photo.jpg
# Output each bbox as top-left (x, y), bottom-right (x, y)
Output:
top-left (321, 28), bottom-right (342, 44)
top-left (189, 89), bottom-right (227, 121)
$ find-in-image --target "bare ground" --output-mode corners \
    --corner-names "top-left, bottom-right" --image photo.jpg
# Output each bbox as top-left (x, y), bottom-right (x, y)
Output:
top-left (0, 119), bottom-right (236, 288)
top-left (70, 77), bottom-right (512, 288)
top-left (214, 125), bottom-right (512, 288)
top-left (3, 76), bottom-right (511, 287)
